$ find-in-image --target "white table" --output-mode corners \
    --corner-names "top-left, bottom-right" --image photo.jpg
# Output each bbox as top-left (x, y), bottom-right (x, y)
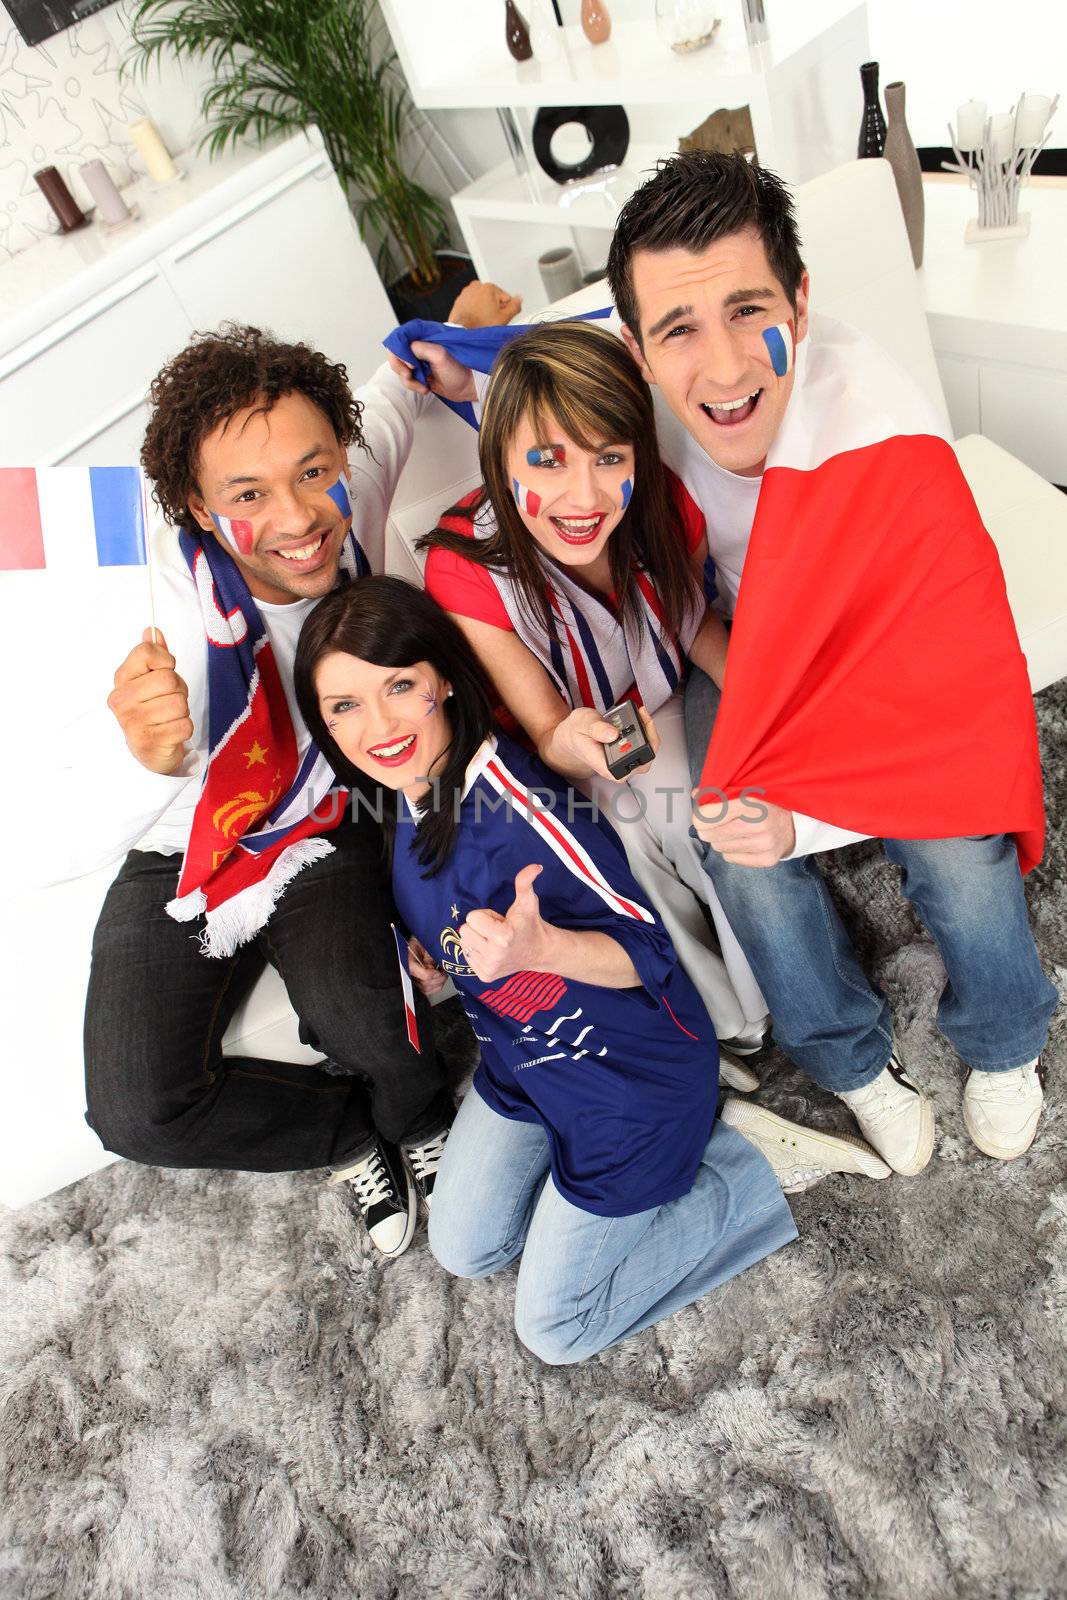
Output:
top-left (919, 179), bottom-right (1067, 485)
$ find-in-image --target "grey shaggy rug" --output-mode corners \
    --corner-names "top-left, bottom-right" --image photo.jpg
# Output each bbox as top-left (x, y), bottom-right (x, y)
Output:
top-left (3, 688), bottom-right (1067, 1600)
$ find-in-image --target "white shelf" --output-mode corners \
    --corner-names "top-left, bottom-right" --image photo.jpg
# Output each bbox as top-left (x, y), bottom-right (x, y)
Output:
top-left (452, 143), bottom-right (666, 229)
top-left (379, 0), bottom-right (864, 110)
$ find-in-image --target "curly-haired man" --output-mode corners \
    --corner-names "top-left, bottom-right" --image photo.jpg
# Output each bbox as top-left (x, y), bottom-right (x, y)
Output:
top-left (84, 297), bottom-right (506, 1257)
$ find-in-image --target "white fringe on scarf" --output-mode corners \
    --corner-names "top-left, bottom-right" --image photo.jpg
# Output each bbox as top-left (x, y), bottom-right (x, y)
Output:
top-left (166, 836), bottom-right (337, 958)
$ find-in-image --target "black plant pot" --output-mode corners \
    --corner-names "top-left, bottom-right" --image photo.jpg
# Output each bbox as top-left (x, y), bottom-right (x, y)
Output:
top-left (388, 249), bottom-right (478, 324)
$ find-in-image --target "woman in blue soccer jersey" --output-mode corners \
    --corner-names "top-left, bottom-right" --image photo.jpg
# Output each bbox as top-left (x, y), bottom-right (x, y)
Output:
top-left (419, 318), bottom-right (769, 1081)
top-left (295, 577), bottom-right (889, 1365)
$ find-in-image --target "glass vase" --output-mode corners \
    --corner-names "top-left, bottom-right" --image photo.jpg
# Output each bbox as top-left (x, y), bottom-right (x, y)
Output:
top-left (655, 0), bottom-right (718, 54)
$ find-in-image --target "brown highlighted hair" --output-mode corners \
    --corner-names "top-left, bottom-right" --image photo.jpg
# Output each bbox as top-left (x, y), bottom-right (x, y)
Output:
top-left (420, 319), bottom-right (699, 649)
top-left (141, 323), bottom-right (366, 527)
top-left (295, 576), bottom-right (495, 875)
top-left (607, 151), bottom-right (805, 342)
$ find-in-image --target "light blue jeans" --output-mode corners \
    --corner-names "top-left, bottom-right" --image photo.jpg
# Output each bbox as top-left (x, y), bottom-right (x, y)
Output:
top-left (684, 667), bottom-right (1059, 1092)
top-left (428, 1085), bottom-right (797, 1366)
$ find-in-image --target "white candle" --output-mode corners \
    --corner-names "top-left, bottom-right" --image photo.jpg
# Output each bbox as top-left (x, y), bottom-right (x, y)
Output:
top-left (129, 118), bottom-right (178, 185)
top-left (1016, 93), bottom-right (1052, 147)
top-left (80, 159), bottom-right (132, 225)
top-left (989, 113), bottom-right (1014, 164)
top-left (956, 99), bottom-right (987, 152)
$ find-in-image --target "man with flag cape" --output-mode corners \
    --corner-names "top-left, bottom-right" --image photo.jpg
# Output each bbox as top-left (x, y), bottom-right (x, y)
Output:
top-left (601, 150), bottom-right (1056, 1170)
top-left (80, 298), bottom-right (515, 1256)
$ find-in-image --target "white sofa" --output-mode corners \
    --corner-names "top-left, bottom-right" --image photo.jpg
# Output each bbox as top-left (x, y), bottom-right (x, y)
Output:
top-left (6, 159), bottom-right (1066, 1208)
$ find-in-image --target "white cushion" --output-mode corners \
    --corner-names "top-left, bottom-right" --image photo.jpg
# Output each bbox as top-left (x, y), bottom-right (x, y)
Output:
top-left (955, 433), bottom-right (1067, 693)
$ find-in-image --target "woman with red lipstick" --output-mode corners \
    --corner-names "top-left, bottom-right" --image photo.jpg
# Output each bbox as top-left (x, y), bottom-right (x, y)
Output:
top-left (420, 321), bottom-right (768, 1083)
top-left (294, 576), bottom-right (890, 1365)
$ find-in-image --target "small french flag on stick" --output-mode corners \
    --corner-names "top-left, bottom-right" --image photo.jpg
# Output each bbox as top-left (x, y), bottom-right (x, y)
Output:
top-left (0, 465), bottom-right (147, 571)
top-left (762, 319), bottom-right (796, 379)
top-left (391, 923), bottom-right (422, 1054)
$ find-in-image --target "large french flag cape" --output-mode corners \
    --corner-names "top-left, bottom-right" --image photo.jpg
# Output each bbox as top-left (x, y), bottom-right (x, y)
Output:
top-left (167, 501), bottom-right (369, 956)
top-left (698, 320), bottom-right (1045, 871)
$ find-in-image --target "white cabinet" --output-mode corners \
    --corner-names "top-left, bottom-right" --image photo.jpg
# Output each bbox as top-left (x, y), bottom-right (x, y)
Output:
top-left (0, 266), bottom-right (189, 467)
top-left (0, 134), bottom-right (395, 472)
top-left (979, 364), bottom-right (1067, 488)
top-left (919, 181), bottom-right (1067, 485)
top-left (159, 159), bottom-right (391, 397)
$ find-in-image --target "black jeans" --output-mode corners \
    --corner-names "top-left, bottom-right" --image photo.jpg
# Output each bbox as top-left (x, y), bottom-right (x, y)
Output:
top-left (84, 820), bottom-right (452, 1173)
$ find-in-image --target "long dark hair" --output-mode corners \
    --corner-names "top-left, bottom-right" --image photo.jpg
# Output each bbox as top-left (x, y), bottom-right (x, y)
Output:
top-left (419, 319), bottom-right (699, 645)
top-left (295, 576), bottom-right (495, 874)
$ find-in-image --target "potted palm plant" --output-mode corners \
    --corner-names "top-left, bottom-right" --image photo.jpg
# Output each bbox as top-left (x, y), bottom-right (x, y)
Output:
top-left (125, 0), bottom-right (476, 319)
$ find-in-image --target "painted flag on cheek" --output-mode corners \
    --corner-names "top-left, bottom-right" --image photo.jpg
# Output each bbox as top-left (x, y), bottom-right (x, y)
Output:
top-left (210, 511), bottom-right (255, 557)
top-left (391, 924), bottom-right (422, 1053)
top-left (762, 319), bottom-right (796, 378)
top-left (326, 470), bottom-right (353, 521)
top-left (0, 465), bottom-right (147, 569)
top-left (511, 478), bottom-right (542, 517)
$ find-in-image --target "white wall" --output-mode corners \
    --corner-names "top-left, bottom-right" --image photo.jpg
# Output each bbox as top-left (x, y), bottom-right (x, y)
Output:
top-left (867, 0), bottom-right (1066, 150)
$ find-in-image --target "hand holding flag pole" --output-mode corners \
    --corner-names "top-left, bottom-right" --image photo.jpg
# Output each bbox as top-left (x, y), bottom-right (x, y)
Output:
top-left (138, 468), bottom-right (158, 645)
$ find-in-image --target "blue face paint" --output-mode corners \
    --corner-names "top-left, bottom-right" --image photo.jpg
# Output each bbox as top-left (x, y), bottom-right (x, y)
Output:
top-left (762, 320), bottom-right (796, 378)
top-left (620, 477), bottom-right (633, 510)
top-left (326, 469), bottom-right (354, 521)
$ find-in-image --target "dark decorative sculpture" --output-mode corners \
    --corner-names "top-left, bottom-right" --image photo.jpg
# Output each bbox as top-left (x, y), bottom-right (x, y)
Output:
top-left (531, 104), bottom-right (630, 185)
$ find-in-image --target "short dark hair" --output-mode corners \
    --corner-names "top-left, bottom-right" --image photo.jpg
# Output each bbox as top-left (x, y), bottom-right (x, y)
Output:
top-left (295, 576), bottom-right (495, 875)
top-left (141, 323), bottom-right (366, 526)
top-left (607, 152), bottom-right (805, 341)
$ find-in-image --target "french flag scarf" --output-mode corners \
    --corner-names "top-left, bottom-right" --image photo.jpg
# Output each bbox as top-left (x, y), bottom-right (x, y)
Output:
top-left (697, 318), bottom-right (1045, 871)
top-left (435, 491), bottom-right (701, 714)
top-left (166, 498), bottom-right (371, 956)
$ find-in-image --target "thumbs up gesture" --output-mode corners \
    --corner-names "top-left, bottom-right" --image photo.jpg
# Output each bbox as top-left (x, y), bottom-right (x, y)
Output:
top-left (458, 865), bottom-right (548, 983)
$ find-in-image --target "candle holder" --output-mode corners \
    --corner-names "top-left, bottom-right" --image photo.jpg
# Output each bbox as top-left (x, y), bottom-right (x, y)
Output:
top-left (943, 91), bottom-right (1058, 243)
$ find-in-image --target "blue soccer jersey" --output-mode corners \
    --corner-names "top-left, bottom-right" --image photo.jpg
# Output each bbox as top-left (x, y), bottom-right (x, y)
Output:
top-left (390, 734), bottom-right (720, 1217)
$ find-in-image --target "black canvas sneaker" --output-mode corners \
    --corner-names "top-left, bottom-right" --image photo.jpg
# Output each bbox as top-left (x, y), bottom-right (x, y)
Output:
top-left (330, 1138), bottom-right (417, 1257)
top-left (404, 1127), bottom-right (451, 1210)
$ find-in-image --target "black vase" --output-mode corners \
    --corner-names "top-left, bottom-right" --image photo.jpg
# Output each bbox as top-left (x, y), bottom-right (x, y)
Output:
top-left (857, 60), bottom-right (887, 158)
top-left (532, 105), bottom-right (630, 185)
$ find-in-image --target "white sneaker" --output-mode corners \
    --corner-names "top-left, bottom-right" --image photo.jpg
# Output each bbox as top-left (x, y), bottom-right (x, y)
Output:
top-left (718, 1051), bottom-right (760, 1094)
top-left (837, 1059), bottom-right (934, 1176)
top-left (720, 1097), bottom-right (891, 1194)
top-left (963, 1060), bottom-right (1045, 1159)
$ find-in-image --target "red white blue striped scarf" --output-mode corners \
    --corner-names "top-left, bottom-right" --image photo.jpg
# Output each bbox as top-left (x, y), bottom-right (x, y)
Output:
top-left (166, 491), bottom-right (370, 956)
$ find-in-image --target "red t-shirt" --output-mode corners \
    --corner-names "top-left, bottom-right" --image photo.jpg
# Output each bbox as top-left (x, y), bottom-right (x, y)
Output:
top-left (424, 467), bottom-right (707, 631)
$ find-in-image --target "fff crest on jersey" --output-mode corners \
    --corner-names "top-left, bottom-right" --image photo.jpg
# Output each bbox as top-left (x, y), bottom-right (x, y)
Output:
top-left (438, 925), bottom-right (473, 977)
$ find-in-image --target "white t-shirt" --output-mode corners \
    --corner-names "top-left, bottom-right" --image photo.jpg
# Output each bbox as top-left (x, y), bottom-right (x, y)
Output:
top-left (46, 361), bottom-right (432, 885)
top-left (655, 408), bottom-right (761, 619)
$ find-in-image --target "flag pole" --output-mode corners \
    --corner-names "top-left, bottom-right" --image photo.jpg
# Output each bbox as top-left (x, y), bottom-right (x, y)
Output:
top-left (139, 468), bottom-right (158, 645)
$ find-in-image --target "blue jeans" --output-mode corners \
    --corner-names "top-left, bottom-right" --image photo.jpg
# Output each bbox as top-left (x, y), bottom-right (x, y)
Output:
top-left (429, 1086), bottom-right (797, 1366)
top-left (684, 668), bottom-right (1058, 1092)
